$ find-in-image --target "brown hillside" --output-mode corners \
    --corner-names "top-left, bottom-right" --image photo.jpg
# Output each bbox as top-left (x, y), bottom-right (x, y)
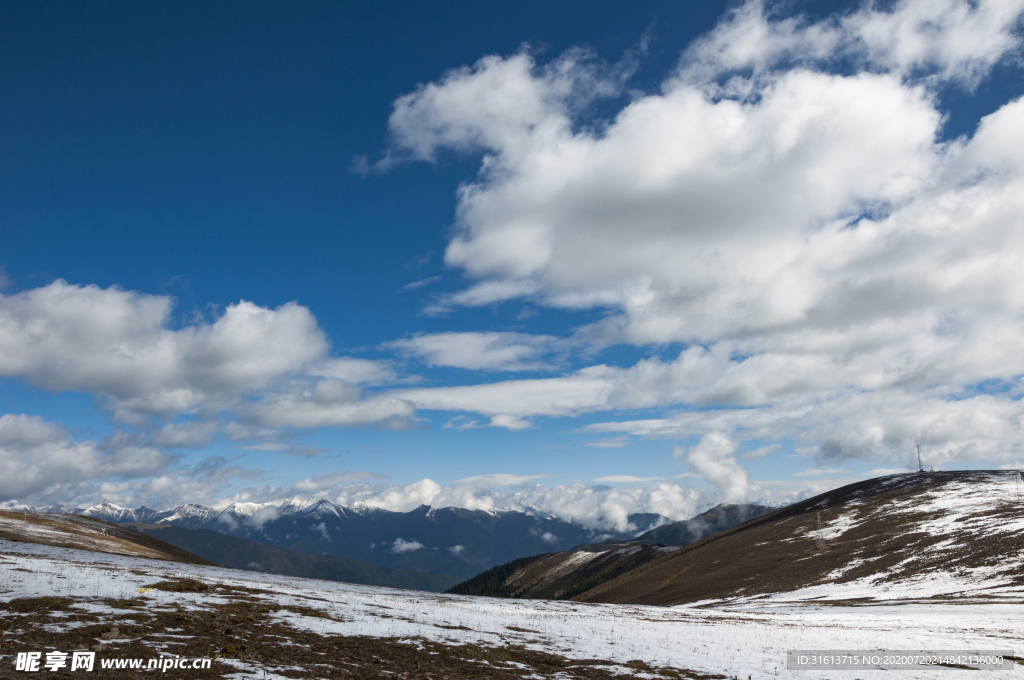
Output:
top-left (500, 544), bottom-right (676, 600)
top-left (577, 470), bottom-right (1024, 606)
top-left (0, 510), bottom-right (215, 566)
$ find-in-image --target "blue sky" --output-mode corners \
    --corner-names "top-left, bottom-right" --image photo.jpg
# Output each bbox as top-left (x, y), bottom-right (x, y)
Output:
top-left (2, 0), bottom-right (1024, 527)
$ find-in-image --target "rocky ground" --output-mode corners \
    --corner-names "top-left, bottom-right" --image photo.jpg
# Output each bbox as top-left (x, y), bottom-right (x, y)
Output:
top-left (1, 579), bottom-right (721, 679)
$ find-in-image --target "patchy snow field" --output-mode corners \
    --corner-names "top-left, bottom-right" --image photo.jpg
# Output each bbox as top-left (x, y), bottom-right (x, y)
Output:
top-left (1, 538), bottom-right (1020, 679)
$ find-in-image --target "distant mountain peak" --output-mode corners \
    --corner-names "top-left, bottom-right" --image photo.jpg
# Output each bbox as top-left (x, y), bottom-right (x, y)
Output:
top-left (80, 502), bottom-right (163, 524)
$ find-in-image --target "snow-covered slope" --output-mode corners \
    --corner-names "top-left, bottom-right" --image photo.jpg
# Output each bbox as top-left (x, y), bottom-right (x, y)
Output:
top-left (1, 538), bottom-right (1019, 679)
top-left (154, 503), bottom-right (220, 527)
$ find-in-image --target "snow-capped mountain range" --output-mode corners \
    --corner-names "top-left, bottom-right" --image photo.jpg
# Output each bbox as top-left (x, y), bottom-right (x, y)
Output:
top-left (12, 498), bottom-right (671, 579)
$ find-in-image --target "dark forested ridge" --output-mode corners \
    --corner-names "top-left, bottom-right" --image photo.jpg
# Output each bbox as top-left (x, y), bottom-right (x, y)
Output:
top-left (129, 524), bottom-right (460, 592)
top-left (446, 554), bottom-right (547, 596)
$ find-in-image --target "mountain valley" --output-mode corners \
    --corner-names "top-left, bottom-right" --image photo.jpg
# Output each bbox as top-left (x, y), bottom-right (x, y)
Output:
top-left (10, 498), bottom-right (745, 582)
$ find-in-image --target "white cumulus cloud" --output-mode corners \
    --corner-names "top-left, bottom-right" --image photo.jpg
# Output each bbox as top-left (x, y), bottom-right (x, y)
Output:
top-left (681, 0), bottom-right (1024, 86)
top-left (379, 0), bottom-right (1024, 466)
top-left (0, 281), bottom-right (412, 432)
top-left (0, 414), bottom-right (174, 503)
top-left (676, 433), bottom-right (753, 504)
top-left (391, 538), bottom-right (425, 553)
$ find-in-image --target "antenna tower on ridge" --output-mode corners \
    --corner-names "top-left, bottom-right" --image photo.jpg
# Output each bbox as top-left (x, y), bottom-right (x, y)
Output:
top-left (916, 444), bottom-right (923, 472)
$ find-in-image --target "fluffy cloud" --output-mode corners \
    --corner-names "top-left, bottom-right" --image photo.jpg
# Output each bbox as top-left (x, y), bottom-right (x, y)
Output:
top-left (0, 281), bottom-right (324, 416)
top-left (382, 0), bottom-right (1024, 464)
top-left (675, 434), bottom-right (753, 504)
top-left (353, 478), bottom-right (443, 511)
top-left (0, 414), bottom-right (173, 502)
top-left (391, 538), bottom-right (424, 553)
top-left (682, 0), bottom-right (1024, 86)
top-left (382, 47), bottom-right (633, 168)
top-left (0, 280), bottom-right (412, 430)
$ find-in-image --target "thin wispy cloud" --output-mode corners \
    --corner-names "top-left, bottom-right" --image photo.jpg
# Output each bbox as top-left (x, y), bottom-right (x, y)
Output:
top-left (451, 473), bottom-right (548, 486)
top-left (593, 475), bottom-right (663, 483)
top-left (385, 331), bottom-right (565, 372)
top-left (235, 443), bottom-right (329, 457)
top-left (400, 275), bottom-right (441, 291)
top-left (585, 438), bottom-right (630, 449)
top-left (793, 467), bottom-right (852, 478)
